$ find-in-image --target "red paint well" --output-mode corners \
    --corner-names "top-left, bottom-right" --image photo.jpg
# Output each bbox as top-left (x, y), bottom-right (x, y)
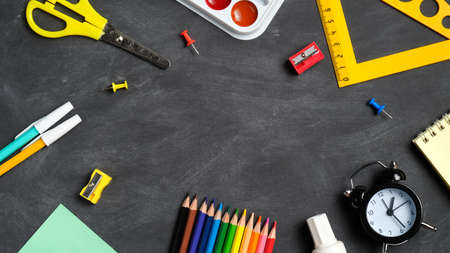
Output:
top-left (231, 1), bottom-right (258, 27)
top-left (206, 0), bottom-right (232, 10)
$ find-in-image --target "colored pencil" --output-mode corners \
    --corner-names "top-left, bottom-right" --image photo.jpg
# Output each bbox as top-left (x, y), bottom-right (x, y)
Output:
top-left (205, 203), bottom-right (223, 253)
top-left (247, 216), bottom-right (262, 253)
top-left (263, 222), bottom-right (276, 253)
top-left (254, 218), bottom-right (269, 253)
top-left (221, 209), bottom-right (239, 253)
top-left (187, 199), bottom-right (208, 253)
top-left (170, 195), bottom-right (191, 253)
top-left (198, 201), bottom-right (216, 253)
top-left (179, 196), bottom-right (199, 253)
top-left (238, 213), bottom-right (254, 253)
top-left (212, 208), bottom-right (230, 253)
top-left (230, 209), bottom-right (247, 253)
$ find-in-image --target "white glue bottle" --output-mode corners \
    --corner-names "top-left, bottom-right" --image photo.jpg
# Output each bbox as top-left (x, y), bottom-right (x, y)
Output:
top-left (306, 213), bottom-right (347, 253)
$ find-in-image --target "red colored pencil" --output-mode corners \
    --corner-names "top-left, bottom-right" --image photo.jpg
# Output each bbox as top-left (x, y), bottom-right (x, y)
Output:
top-left (263, 222), bottom-right (276, 253)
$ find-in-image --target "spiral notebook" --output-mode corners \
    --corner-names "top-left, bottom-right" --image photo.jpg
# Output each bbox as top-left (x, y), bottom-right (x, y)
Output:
top-left (413, 113), bottom-right (450, 188)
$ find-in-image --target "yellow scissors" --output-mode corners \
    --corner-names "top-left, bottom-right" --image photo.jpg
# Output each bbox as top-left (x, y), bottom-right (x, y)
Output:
top-left (25, 0), bottom-right (171, 69)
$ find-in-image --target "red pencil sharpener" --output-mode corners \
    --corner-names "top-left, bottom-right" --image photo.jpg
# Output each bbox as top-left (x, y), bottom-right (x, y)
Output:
top-left (289, 42), bottom-right (324, 75)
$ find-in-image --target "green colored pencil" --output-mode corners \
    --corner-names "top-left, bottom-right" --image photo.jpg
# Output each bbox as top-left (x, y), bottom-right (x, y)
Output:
top-left (213, 208), bottom-right (230, 253)
top-left (221, 209), bottom-right (239, 253)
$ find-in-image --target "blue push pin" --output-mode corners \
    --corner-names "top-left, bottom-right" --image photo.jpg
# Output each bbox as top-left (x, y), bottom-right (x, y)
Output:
top-left (368, 98), bottom-right (393, 119)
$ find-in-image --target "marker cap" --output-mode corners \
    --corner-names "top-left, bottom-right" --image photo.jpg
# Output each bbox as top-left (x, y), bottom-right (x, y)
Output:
top-left (41, 114), bottom-right (82, 146)
top-left (34, 102), bottom-right (74, 134)
top-left (306, 213), bottom-right (337, 249)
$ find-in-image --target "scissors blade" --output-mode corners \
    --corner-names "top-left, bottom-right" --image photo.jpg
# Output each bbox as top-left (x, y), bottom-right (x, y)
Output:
top-left (100, 24), bottom-right (171, 70)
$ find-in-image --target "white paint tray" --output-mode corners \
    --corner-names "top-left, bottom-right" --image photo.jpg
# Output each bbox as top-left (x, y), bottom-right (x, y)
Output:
top-left (176, 0), bottom-right (285, 40)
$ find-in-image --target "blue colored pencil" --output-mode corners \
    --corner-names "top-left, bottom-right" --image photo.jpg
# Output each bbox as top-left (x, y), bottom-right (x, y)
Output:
top-left (205, 203), bottom-right (223, 253)
top-left (197, 201), bottom-right (216, 253)
top-left (187, 199), bottom-right (208, 253)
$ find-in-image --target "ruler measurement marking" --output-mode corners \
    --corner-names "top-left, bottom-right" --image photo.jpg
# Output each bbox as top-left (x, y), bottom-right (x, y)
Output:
top-left (318, 2), bottom-right (350, 82)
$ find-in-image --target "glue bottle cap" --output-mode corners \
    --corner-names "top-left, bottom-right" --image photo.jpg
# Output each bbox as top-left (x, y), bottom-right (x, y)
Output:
top-left (307, 213), bottom-right (338, 249)
top-left (41, 114), bottom-right (82, 146)
top-left (34, 102), bottom-right (74, 133)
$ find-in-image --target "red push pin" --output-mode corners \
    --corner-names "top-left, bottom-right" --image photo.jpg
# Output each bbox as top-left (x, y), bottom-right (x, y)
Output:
top-left (180, 30), bottom-right (199, 55)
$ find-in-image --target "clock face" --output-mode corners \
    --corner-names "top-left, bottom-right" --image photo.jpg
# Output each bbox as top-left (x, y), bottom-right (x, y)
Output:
top-left (365, 187), bottom-right (418, 238)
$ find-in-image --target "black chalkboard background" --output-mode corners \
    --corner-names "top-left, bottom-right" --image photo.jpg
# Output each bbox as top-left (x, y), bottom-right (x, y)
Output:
top-left (0, 0), bottom-right (449, 252)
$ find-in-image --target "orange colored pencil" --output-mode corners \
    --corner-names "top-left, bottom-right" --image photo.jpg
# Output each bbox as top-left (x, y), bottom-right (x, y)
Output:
top-left (247, 216), bottom-right (261, 253)
top-left (239, 213), bottom-right (255, 253)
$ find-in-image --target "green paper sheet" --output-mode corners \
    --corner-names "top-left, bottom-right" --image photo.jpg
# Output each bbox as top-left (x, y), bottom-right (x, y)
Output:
top-left (19, 204), bottom-right (117, 253)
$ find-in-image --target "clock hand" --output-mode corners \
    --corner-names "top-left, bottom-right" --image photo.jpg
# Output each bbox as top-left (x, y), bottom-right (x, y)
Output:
top-left (393, 200), bottom-right (410, 212)
top-left (389, 197), bottom-right (395, 210)
top-left (392, 214), bottom-right (406, 228)
top-left (382, 199), bottom-right (389, 210)
top-left (382, 198), bottom-right (397, 218)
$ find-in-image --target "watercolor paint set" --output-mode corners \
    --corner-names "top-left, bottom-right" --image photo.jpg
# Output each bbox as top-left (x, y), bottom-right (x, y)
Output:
top-left (176, 0), bottom-right (285, 40)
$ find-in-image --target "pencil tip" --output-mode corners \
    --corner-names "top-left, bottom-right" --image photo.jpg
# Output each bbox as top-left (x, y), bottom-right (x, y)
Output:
top-left (219, 203), bottom-right (223, 210)
top-left (265, 218), bottom-right (270, 224)
top-left (257, 216), bottom-right (262, 223)
top-left (235, 208), bottom-right (239, 215)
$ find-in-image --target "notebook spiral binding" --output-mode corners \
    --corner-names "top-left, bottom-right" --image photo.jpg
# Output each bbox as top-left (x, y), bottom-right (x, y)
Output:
top-left (416, 114), bottom-right (450, 144)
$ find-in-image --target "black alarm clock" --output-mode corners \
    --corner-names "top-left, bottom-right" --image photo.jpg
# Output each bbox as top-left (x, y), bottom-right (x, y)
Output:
top-left (344, 161), bottom-right (437, 253)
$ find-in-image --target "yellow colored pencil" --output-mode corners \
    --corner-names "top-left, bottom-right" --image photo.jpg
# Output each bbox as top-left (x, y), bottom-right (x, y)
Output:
top-left (230, 209), bottom-right (247, 253)
top-left (0, 139), bottom-right (46, 176)
top-left (239, 213), bottom-right (255, 253)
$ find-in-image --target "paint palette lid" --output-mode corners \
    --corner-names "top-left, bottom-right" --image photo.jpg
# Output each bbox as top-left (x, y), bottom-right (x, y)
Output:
top-left (176, 0), bottom-right (285, 40)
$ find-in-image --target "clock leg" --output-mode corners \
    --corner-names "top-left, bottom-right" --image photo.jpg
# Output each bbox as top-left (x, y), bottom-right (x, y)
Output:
top-left (382, 243), bottom-right (389, 253)
top-left (421, 222), bottom-right (438, 231)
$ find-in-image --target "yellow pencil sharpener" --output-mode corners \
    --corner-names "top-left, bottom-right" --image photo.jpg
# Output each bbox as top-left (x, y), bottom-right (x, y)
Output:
top-left (80, 169), bottom-right (112, 204)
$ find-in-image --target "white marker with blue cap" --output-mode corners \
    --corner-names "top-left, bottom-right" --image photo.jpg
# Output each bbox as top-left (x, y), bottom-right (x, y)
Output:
top-left (0, 102), bottom-right (74, 163)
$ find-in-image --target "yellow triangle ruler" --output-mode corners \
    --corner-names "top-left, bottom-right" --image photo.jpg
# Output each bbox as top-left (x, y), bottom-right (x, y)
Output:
top-left (383, 0), bottom-right (450, 39)
top-left (316, 0), bottom-right (450, 88)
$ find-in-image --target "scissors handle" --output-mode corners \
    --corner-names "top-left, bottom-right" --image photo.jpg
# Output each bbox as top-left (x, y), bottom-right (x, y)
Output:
top-left (101, 24), bottom-right (171, 70)
top-left (26, 0), bottom-right (107, 40)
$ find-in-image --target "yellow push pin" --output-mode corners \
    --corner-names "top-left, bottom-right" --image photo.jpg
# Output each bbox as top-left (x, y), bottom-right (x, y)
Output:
top-left (105, 80), bottom-right (128, 93)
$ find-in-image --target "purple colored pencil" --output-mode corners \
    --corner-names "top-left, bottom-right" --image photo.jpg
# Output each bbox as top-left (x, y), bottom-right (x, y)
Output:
top-left (197, 200), bottom-right (215, 253)
top-left (187, 198), bottom-right (208, 253)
